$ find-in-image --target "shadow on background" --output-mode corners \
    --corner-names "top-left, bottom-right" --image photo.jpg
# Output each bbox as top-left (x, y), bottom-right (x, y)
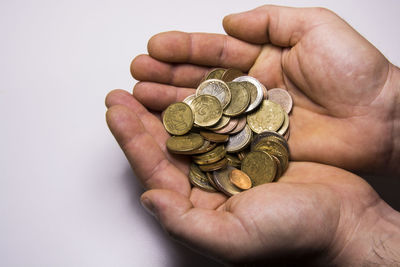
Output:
top-left (363, 175), bottom-right (400, 211)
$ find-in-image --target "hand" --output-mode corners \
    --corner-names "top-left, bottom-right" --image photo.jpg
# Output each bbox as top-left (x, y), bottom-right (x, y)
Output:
top-left (129, 5), bottom-right (400, 175)
top-left (105, 89), bottom-right (400, 265)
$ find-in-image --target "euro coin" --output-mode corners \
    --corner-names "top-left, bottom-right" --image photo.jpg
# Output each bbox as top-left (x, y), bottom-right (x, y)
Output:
top-left (163, 102), bottom-right (194, 135)
top-left (223, 81), bottom-right (250, 116)
top-left (196, 79), bottom-right (231, 109)
top-left (191, 95), bottom-right (223, 127)
top-left (166, 133), bottom-right (204, 153)
top-left (241, 151), bottom-right (277, 186)
top-left (247, 100), bottom-right (285, 133)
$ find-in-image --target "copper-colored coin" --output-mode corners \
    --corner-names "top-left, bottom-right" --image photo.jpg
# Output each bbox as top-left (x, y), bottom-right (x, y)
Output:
top-left (213, 166), bottom-right (242, 196)
top-left (221, 68), bottom-right (244, 82)
top-left (247, 100), bottom-right (285, 133)
top-left (166, 133), bottom-right (204, 153)
top-left (191, 95), bottom-right (223, 127)
top-left (267, 88), bottom-right (293, 114)
top-left (226, 125), bottom-right (252, 153)
top-left (189, 164), bottom-right (217, 192)
top-left (229, 169), bottom-right (252, 190)
top-left (196, 79), bottom-right (231, 109)
top-left (199, 157), bottom-right (228, 172)
top-left (200, 131), bottom-right (229, 143)
top-left (228, 116), bottom-right (247, 134)
top-left (163, 102), bottom-right (194, 135)
top-left (213, 117), bottom-right (239, 134)
top-left (192, 145), bottom-right (226, 165)
top-left (241, 151), bottom-right (277, 186)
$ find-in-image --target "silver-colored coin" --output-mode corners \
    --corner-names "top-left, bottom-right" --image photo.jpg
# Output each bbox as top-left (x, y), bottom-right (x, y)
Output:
top-left (226, 124), bottom-right (252, 153)
top-left (196, 79), bottom-right (231, 109)
top-left (233, 76), bottom-right (264, 112)
top-left (212, 165), bottom-right (242, 196)
top-left (267, 88), bottom-right (293, 114)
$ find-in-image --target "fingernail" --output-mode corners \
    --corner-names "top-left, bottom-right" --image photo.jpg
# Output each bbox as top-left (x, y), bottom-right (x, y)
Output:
top-left (140, 197), bottom-right (156, 217)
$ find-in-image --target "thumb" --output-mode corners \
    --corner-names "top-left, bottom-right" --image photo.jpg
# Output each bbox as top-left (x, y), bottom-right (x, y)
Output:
top-left (140, 189), bottom-right (249, 260)
top-left (223, 5), bottom-right (339, 46)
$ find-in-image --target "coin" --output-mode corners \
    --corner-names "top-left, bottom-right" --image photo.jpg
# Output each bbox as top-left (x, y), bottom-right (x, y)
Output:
top-left (251, 131), bottom-right (289, 152)
top-left (225, 154), bottom-right (241, 167)
top-left (192, 145), bottom-right (226, 165)
top-left (213, 165), bottom-right (242, 196)
top-left (200, 131), bottom-right (229, 143)
top-left (196, 79), bottom-right (231, 109)
top-left (247, 100), bottom-right (285, 133)
top-left (241, 151), bottom-right (277, 186)
top-left (199, 157), bottom-right (228, 172)
top-left (189, 164), bottom-right (217, 192)
top-left (182, 94), bottom-right (196, 106)
top-left (277, 111), bottom-right (290, 136)
top-left (223, 82), bottom-right (250, 116)
top-left (163, 102), bottom-right (194, 135)
top-left (207, 115), bottom-right (230, 131)
top-left (206, 171), bottom-right (219, 190)
top-left (229, 169), bottom-right (252, 190)
top-left (166, 133), bottom-right (204, 153)
top-left (213, 117), bottom-right (239, 134)
top-left (204, 68), bottom-right (225, 80)
top-left (226, 124), bottom-right (252, 153)
top-left (267, 88), bottom-right (293, 114)
top-left (233, 76), bottom-right (264, 112)
top-left (179, 140), bottom-right (216, 155)
top-left (228, 116), bottom-right (247, 134)
top-left (191, 95), bottom-right (223, 127)
top-left (221, 68), bottom-right (244, 82)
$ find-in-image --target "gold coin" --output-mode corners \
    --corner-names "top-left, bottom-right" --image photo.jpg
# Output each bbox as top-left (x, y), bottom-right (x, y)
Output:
top-left (226, 125), bottom-right (252, 153)
top-left (223, 82), bottom-right (250, 116)
top-left (192, 145), bottom-right (226, 165)
top-left (166, 133), bottom-right (204, 153)
top-left (196, 79), bottom-right (231, 109)
top-left (277, 111), bottom-right (289, 136)
top-left (200, 131), bottom-right (229, 143)
top-left (212, 165), bottom-right (242, 196)
top-left (163, 102), bottom-right (194, 135)
top-left (205, 68), bottom-right (226, 80)
top-left (182, 94), bottom-right (196, 106)
top-left (221, 68), bottom-right (244, 82)
top-left (206, 171), bottom-right (219, 190)
top-left (229, 169), bottom-right (252, 190)
top-left (179, 140), bottom-right (217, 155)
top-left (207, 115), bottom-right (230, 131)
top-left (225, 154), bottom-right (241, 168)
top-left (246, 100), bottom-right (285, 133)
top-left (251, 131), bottom-right (289, 152)
top-left (241, 151), bottom-right (277, 186)
top-left (191, 95), bottom-right (223, 127)
top-left (189, 164), bottom-right (217, 192)
top-left (199, 157), bottom-right (228, 172)
top-left (232, 76), bottom-right (264, 112)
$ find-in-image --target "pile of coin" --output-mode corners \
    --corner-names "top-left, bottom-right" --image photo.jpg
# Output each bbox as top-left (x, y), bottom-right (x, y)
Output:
top-left (163, 68), bottom-right (293, 196)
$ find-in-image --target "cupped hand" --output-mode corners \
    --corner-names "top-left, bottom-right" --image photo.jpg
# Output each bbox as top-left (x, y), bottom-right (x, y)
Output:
top-left (105, 89), bottom-right (389, 265)
top-left (129, 5), bottom-right (399, 174)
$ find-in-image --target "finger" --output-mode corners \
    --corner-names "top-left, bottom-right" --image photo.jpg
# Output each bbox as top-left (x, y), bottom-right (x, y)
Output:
top-left (105, 89), bottom-right (190, 172)
top-left (147, 31), bottom-right (261, 71)
top-left (248, 44), bottom-right (286, 89)
top-left (106, 105), bottom-right (191, 196)
top-left (131, 54), bottom-right (208, 88)
top-left (133, 82), bottom-right (195, 111)
top-left (141, 189), bottom-right (249, 260)
top-left (223, 5), bottom-right (337, 46)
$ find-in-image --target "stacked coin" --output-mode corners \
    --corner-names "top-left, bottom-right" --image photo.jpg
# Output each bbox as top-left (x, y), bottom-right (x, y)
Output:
top-left (163, 68), bottom-right (293, 196)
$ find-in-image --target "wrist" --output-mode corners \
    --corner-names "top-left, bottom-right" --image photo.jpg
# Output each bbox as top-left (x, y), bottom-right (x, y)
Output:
top-left (332, 198), bottom-right (400, 266)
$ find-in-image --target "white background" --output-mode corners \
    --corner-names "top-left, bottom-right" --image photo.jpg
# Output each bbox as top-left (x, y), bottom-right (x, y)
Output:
top-left (1, 0), bottom-right (399, 266)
